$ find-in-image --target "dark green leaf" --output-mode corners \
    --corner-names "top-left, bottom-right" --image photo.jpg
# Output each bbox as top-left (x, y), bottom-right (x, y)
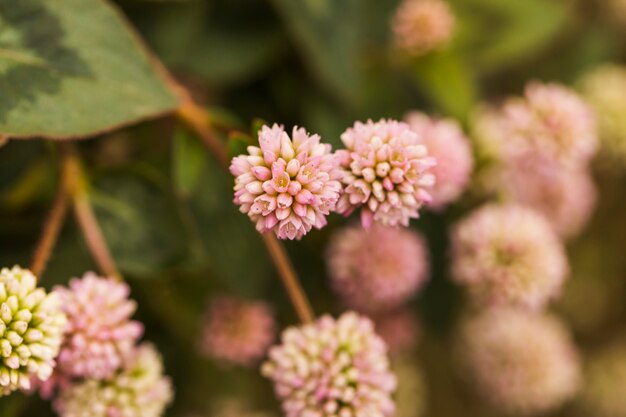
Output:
top-left (172, 128), bottom-right (206, 198)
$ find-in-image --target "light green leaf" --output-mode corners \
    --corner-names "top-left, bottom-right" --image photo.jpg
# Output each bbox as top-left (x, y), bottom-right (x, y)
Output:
top-left (0, 0), bottom-right (178, 139)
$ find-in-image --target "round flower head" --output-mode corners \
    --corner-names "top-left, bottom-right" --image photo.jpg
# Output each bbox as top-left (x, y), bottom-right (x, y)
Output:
top-left (579, 341), bottom-right (626, 417)
top-left (458, 308), bottom-right (581, 415)
top-left (230, 124), bottom-right (343, 240)
top-left (451, 204), bottom-right (568, 310)
top-left (0, 266), bottom-right (66, 395)
top-left (392, 0), bottom-right (455, 56)
top-left (579, 64), bottom-right (626, 164)
top-left (327, 224), bottom-right (429, 313)
top-left (200, 296), bottom-right (275, 367)
top-left (336, 119), bottom-right (436, 227)
top-left (54, 343), bottom-right (173, 417)
top-left (54, 272), bottom-right (143, 380)
top-left (496, 154), bottom-right (597, 239)
top-left (374, 309), bottom-right (421, 357)
top-left (499, 82), bottom-right (597, 167)
top-left (261, 312), bottom-right (397, 417)
top-left (405, 111), bottom-right (474, 209)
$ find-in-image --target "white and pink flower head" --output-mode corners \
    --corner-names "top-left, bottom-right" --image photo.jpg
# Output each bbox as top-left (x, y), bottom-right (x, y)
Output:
top-left (336, 119), bottom-right (436, 228)
top-left (230, 124), bottom-right (343, 240)
top-left (262, 312), bottom-right (397, 417)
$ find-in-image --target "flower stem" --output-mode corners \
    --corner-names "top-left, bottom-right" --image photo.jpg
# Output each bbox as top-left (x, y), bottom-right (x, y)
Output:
top-left (172, 86), bottom-right (315, 323)
top-left (30, 146), bottom-right (72, 278)
top-left (64, 145), bottom-right (122, 281)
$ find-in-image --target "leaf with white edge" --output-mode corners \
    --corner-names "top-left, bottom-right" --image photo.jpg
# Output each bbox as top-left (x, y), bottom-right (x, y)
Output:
top-left (0, 0), bottom-right (178, 139)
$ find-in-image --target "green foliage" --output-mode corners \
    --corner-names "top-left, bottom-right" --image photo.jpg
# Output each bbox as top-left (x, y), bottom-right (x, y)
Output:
top-left (0, 0), bottom-right (178, 139)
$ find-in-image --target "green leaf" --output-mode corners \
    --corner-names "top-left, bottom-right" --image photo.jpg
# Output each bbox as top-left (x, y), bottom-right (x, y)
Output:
top-left (172, 128), bottom-right (206, 198)
top-left (270, 0), bottom-right (361, 103)
top-left (0, 0), bottom-right (178, 139)
top-left (227, 132), bottom-right (253, 161)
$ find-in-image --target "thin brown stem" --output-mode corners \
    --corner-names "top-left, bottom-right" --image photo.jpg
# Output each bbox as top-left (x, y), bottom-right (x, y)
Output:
top-left (261, 233), bottom-right (315, 323)
top-left (170, 80), bottom-right (315, 323)
top-left (30, 147), bottom-right (72, 278)
top-left (65, 145), bottom-right (122, 280)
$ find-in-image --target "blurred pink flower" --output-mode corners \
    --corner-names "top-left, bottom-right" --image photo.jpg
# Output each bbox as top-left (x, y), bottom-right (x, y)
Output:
top-left (451, 204), bottom-right (568, 310)
top-left (336, 119), bottom-right (436, 227)
top-left (54, 343), bottom-right (172, 417)
top-left (405, 111), bottom-right (474, 209)
top-left (262, 312), bottom-right (396, 417)
top-left (496, 154), bottom-right (597, 239)
top-left (327, 224), bottom-right (429, 313)
top-left (374, 309), bottom-right (421, 356)
top-left (200, 296), bottom-right (275, 367)
top-left (54, 272), bottom-right (143, 380)
top-left (392, 0), bottom-right (456, 56)
top-left (458, 308), bottom-right (581, 415)
top-left (230, 124), bottom-right (342, 240)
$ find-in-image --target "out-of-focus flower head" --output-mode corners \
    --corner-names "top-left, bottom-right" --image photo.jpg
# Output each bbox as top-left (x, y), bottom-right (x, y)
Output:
top-left (495, 154), bottom-right (597, 239)
top-left (405, 111), bottom-right (474, 209)
top-left (451, 204), bottom-right (568, 310)
top-left (458, 308), bottom-right (581, 415)
top-left (473, 82), bottom-right (597, 168)
top-left (261, 312), bottom-right (397, 417)
top-left (54, 343), bottom-right (173, 417)
top-left (0, 266), bottom-right (66, 395)
top-left (393, 356), bottom-right (428, 417)
top-left (230, 124), bottom-right (343, 240)
top-left (374, 309), bottom-right (421, 357)
top-left (200, 296), bottom-right (275, 367)
top-left (578, 340), bottom-right (626, 417)
top-left (579, 64), bottom-right (626, 165)
top-left (54, 272), bottom-right (143, 380)
top-left (392, 0), bottom-right (456, 57)
top-left (327, 224), bottom-right (429, 313)
top-left (336, 119), bottom-right (436, 227)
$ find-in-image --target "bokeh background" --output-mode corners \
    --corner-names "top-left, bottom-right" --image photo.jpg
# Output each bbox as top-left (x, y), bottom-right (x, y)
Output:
top-left (1, 0), bottom-right (626, 416)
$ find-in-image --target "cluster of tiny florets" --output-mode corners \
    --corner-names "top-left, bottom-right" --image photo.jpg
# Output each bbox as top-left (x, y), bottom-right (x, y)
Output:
top-left (0, 266), bottom-right (66, 396)
top-left (579, 64), bottom-right (626, 164)
top-left (451, 204), bottom-right (568, 310)
top-left (54, 272), bottom-right (143, 380)
top-left (458, 308), bottom-right (581, 415)
top-left (392, 0), bottom-right (456, 56)
top-left (405, 111), bottom-right (473, 209)
top-left (230, 124), bottom-right (343, 240)
top-left (200, 296), bottom-right (275, 367)
top-left (336, 119), bottom-right (436, 227)
top-left (54, 343), bottom-right (173, 417)
top-left (327, 224), bottom-right (429, 313)
top-left (261, 312), bottom-right (396, 417)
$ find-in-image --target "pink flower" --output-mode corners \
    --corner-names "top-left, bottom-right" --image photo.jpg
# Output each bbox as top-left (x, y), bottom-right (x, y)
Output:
top-left (54, 273), bottom-right (143, 380)
top-left (336, 119), bottom-right (436, 227)
top-left (392, 0), bottom-right (456, 56)
top-left (451, 204), bottom-right (568, 310)
top-left (261, 312), bottom-right (396, 417)
top-left (458, 308), bottom-right (581, 415)
top-left (230, 124), bottom-right (343, 240)
top-left (200, 296), bottom-right (275, 367)
top-left (327, 224), bottom-right (429, 313)
top-left (405, 111), bottom-right (474, 209)
top-left (496, 154), bottom-right (597, 239)
top-left (374, 309), bottom-right (421, 357)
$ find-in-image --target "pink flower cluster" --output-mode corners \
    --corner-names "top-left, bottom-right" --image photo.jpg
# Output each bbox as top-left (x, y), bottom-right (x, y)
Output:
top-left (54, 273), bottom-right (143, 380)
top-left (458, 308), bottom-right (581, 415)
top-left (451, 204), bottom-right (568, 310)
top-left (327, 224), bottom-right (429, 313)
top-left (405, 111), bottom-right (473, 209)
top-left (336, 120), bottom-right (436, 227)
top-left (230, 124), bottom-right (343, 240)
top-left (392, 0), bottom-right (456, 57)
top-left (200, 296), bottom-right (275, 367)
top-left (262, 312), bottom-right (396, 417)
